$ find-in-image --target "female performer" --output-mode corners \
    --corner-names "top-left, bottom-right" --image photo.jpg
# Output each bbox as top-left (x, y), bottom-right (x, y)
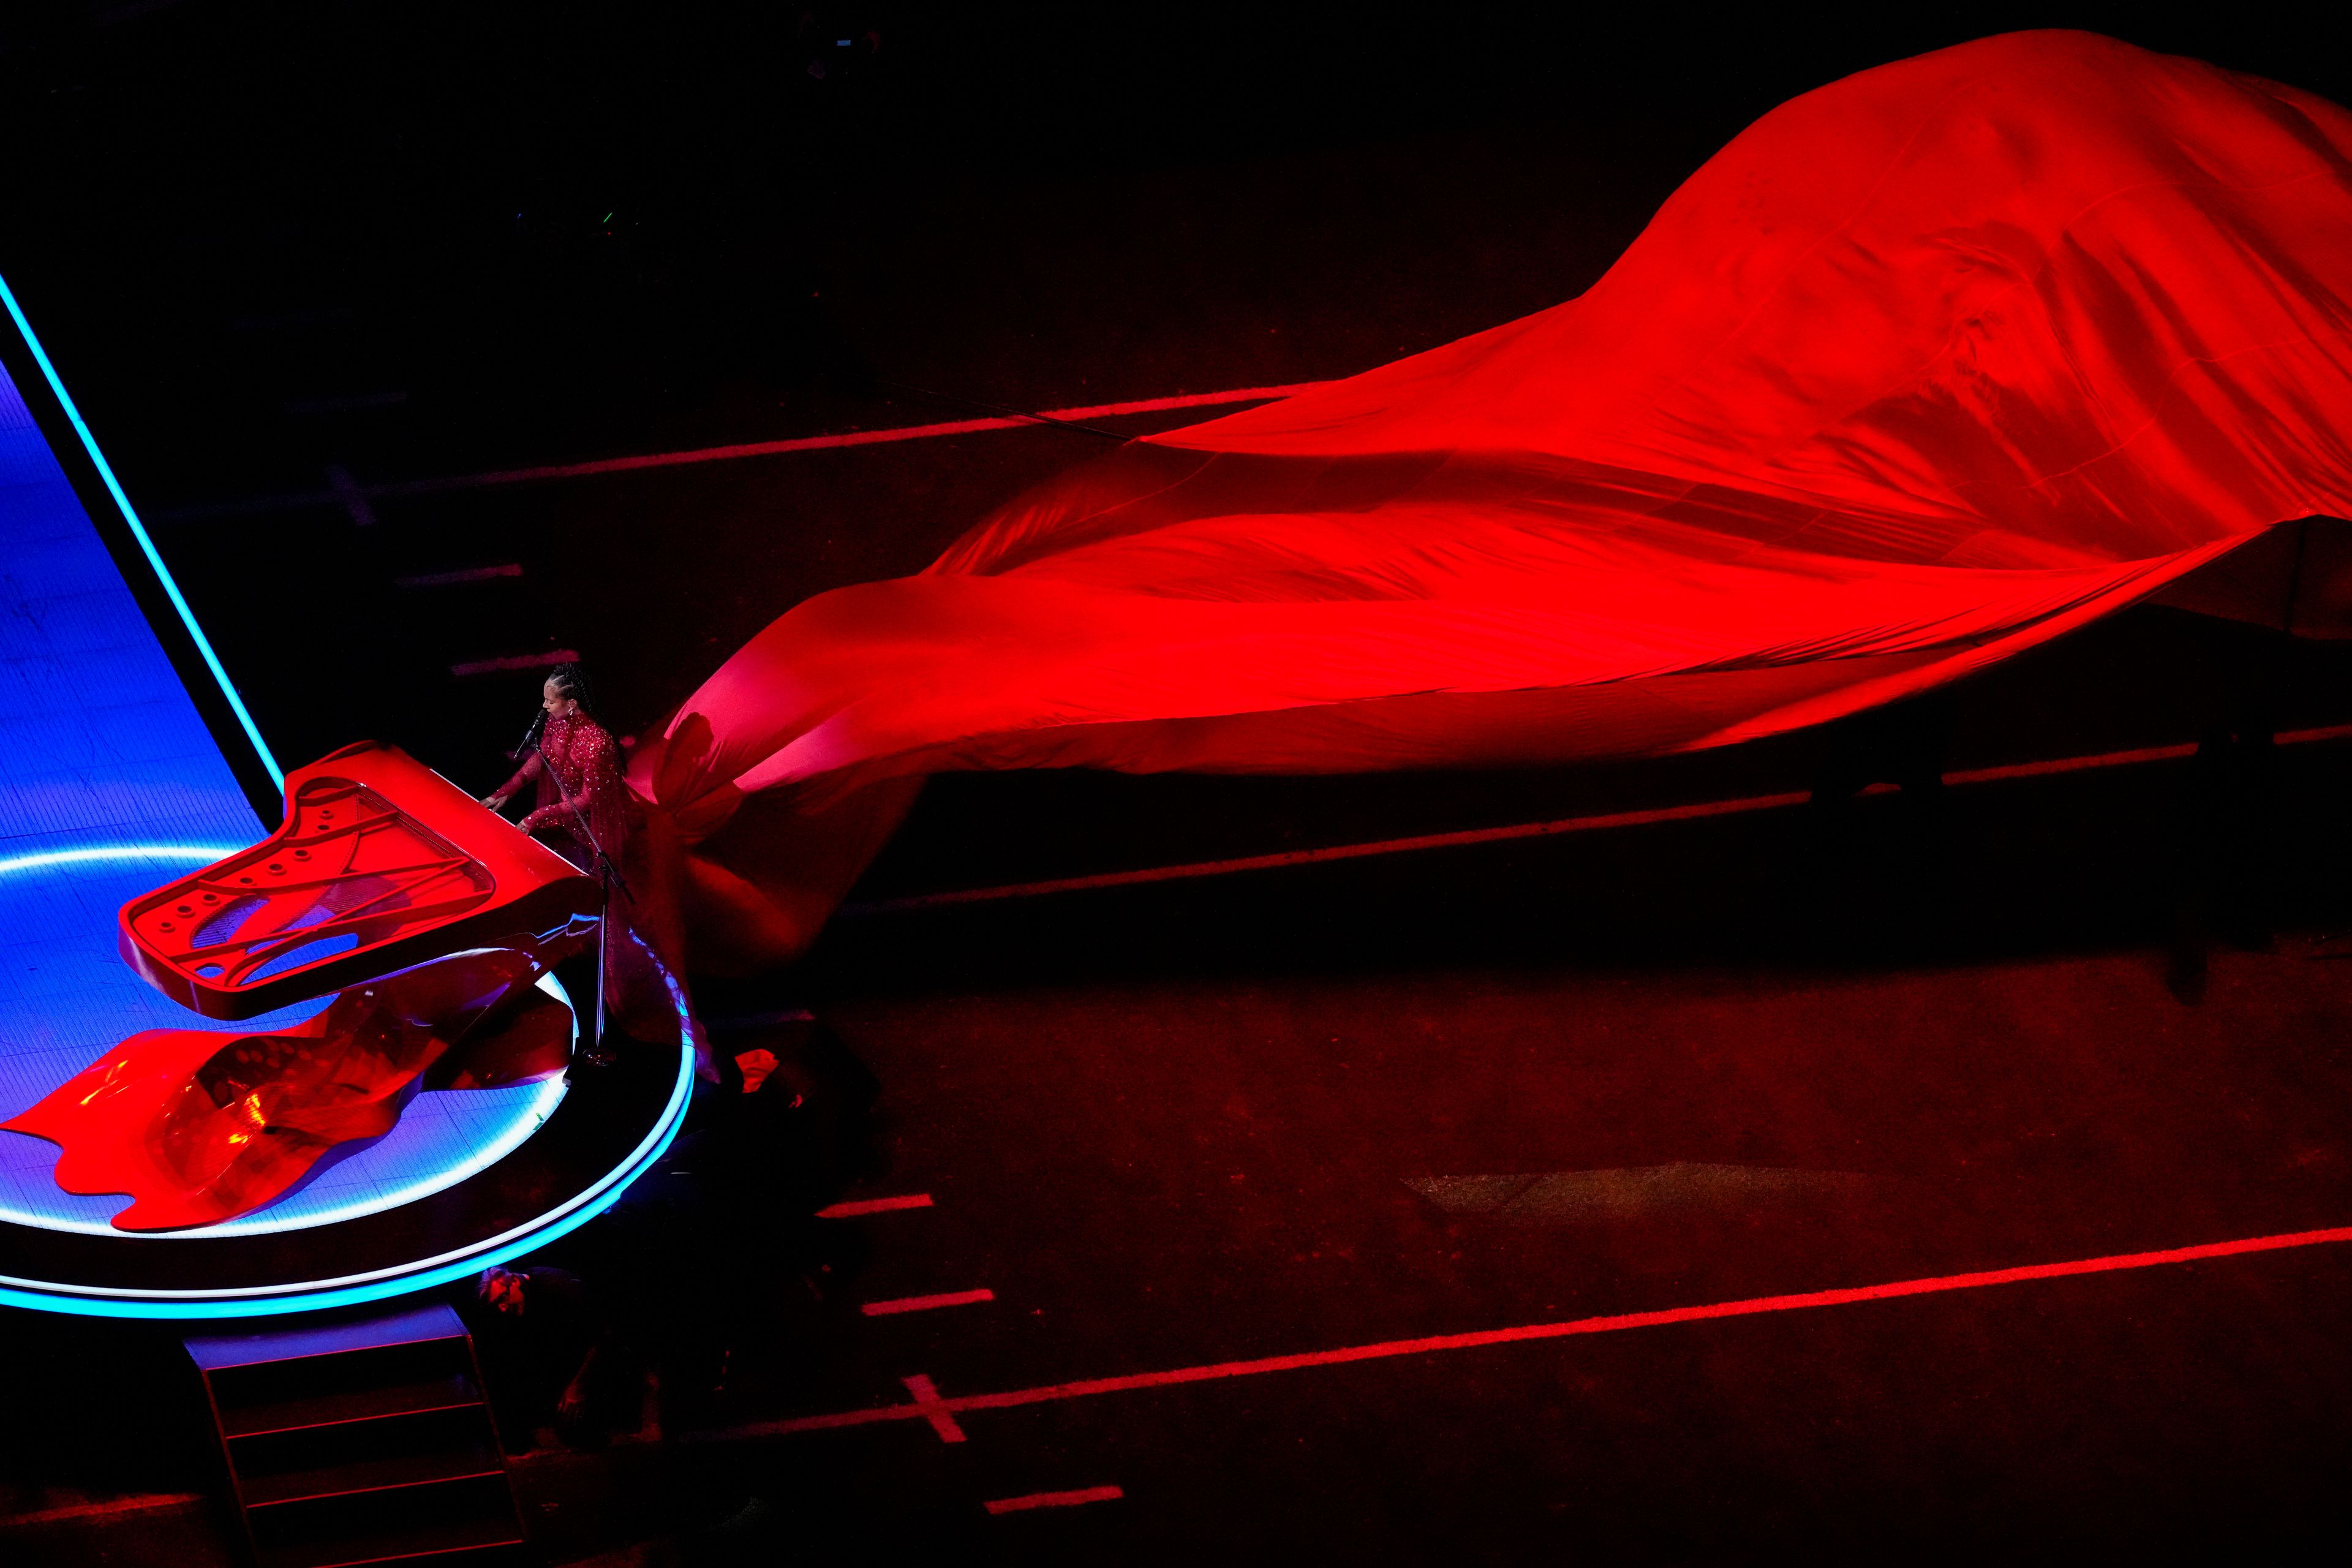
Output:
top-left (484, 663), bottom-right (631, 873)
top-left (483, 663), bottom-right (686, 1059)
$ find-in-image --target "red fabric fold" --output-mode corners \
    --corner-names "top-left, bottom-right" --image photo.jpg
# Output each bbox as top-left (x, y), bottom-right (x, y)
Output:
top-left (629, 30), bottom-right (2352, 965)
top-left (3, 949), bottom-right (570, 1232)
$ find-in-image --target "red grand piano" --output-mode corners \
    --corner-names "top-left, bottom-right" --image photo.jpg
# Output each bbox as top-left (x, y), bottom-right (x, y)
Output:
top-left (6, 743), bottom-right (606, 1230)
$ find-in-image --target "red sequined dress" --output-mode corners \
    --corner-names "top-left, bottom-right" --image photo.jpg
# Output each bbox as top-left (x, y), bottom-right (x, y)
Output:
top-left (498, 712), bottom-right (631, 869)
top-left (495, 713), bottom-right (691, 1057)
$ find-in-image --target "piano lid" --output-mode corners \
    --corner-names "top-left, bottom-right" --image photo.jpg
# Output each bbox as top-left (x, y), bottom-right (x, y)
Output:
top-left (119, 742), bottom-right (601, 1019)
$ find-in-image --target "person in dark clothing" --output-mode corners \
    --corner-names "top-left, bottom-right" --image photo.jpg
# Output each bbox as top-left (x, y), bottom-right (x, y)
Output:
top-left (558, 1014), bottom-right (881, 1430)
top-left (462, 1265), bottom-right (610, 1450)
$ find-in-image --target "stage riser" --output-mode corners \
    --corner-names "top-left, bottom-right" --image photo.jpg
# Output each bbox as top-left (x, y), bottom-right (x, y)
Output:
top-left (186, 1303), bottom-right (526, 1568)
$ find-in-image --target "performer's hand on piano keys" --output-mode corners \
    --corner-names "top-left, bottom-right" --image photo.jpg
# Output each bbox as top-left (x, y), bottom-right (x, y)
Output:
top-left (480, 793), bottom-right (509, 812)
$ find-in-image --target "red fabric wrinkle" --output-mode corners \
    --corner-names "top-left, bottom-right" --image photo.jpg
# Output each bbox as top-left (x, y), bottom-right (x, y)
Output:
top-left (622, 31), bottom-right (2352, 967)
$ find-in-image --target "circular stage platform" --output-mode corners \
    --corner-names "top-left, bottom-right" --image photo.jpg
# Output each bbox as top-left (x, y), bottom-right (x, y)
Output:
top-left (0, 848), bottom-right (692, 1319)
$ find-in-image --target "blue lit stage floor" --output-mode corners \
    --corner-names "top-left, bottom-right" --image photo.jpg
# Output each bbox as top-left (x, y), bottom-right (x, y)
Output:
top-left (0, 316), bottom-right (566, 1240)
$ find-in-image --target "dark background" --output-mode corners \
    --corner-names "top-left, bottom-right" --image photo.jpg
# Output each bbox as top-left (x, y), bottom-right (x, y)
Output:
top-left (0, 2), bottom-right (2344, 808)
top-left (4, 5), bottom-right (2341, 489)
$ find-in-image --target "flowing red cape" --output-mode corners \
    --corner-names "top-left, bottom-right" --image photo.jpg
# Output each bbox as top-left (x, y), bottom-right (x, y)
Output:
top-left (629, 30), bottom-right (2352, 968)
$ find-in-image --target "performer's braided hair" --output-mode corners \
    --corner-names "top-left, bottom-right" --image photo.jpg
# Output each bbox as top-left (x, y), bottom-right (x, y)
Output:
top-left (546, 662), bottom-right (609, 729)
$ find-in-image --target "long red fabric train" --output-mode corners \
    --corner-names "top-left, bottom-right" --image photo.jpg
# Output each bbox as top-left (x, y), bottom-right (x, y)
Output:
top-left (627, 29), bottom-right (2352, 971)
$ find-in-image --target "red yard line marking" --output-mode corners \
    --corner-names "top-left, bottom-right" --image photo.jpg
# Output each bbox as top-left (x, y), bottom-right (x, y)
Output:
top-left (699, 1221), bottom-right (2352, 1442)
top-left (1943, 740), bottom-right (2195, 783)
top-left (154, 381), bottom-right (1332, 521)
top-left (902, 1374), bottom-right (967, 1444)
top-left (986, 1485), bottom-right (1124, 1515)
top-left (863, 1288), bottom-right (995, 1316)
top-left (1, 1492), bottom-right (203, 1528)
top-left (844, 722), bottom-right (2352, 915)
top-left (845, 791), bottom-right (1812, 913)
top-left (382, 418), bottom-right (1031, 489)
top-left (818, 1193), bottom-right (936, 1219)
top-left (395, 563), bottom-right (524, 587)
top-left (1045, 386), bottom-right (1325, 420)
top-left (449, 648), bottom-right (581, 677)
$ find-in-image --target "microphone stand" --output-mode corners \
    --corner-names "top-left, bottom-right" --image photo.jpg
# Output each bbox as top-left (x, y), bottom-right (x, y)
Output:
top-left (511, 722), bottom-right (631, 1071)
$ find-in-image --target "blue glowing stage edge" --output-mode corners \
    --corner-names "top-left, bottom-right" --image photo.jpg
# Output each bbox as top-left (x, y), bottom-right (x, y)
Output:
top-left (0, 270), bottom-right (281, 791)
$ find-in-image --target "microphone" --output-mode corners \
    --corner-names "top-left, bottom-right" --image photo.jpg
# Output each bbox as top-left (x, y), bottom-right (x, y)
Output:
top-left (508, 707), bottom-right (548, 761)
